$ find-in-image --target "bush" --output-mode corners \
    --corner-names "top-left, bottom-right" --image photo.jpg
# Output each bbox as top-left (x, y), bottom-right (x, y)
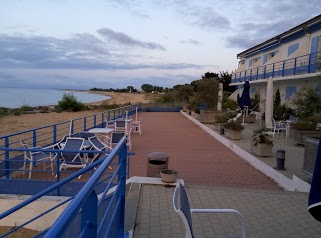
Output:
top-left (57, 93), bottom-right (86, 112)
top-left (224, 120), bottom-right (244, 131)
top-left (14, 110), bottom-right (23, 116)
top-left (292, 120), bottom-right (316, 131)
top-left (292, 86), bottom-right (321, 118)
top-left (0, 107), bottom-right (9, 117)
top-left (215, 114), bottom-right (229, 123)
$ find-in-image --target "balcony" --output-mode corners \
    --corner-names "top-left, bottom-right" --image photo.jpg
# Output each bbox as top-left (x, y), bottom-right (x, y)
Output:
top-left (231, 51), bottom-right (321, 84)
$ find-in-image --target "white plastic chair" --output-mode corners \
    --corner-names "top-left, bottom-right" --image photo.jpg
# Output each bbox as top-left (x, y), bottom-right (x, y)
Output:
top-left (272, 118), bottom-right (288, 138)
top-left (20, 141), bottom-right (57, 179)
top-left (131, 118), bottom-right (142, 135)
top-left (173, 183), bottom-right (246, 238)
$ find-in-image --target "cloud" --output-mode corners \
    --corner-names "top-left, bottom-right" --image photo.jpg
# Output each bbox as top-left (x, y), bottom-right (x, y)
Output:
top-left (0, 33), bottom-right (209, 71)
top-left (97, 27), bottom-right (166, 50)
top-left (180, 39), bottom-right (200, 45)
top-left (225, 1), bottom-right (321, 49)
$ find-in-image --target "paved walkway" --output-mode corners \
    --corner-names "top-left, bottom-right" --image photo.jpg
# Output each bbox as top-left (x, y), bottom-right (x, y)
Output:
top-left (130, 112), bottom-right (279, 190)
top-left (129, 112), bottom-right (321, 237)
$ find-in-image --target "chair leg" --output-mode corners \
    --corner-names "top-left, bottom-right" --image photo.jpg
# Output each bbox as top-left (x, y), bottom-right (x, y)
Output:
top-left (29, 161), bottom-right (33, 179)
top-left (23, 159), bottom-right (26, 175)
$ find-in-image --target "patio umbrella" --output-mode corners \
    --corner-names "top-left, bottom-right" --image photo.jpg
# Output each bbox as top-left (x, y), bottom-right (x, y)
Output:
top-left (217, 83), bottom-right (223, 111)
top-left (265, 77), bottom-right (273, 129)
top-left (239, 80), bottom-right (251, 115)
top-left (308, 136), bottom-right (321, 222)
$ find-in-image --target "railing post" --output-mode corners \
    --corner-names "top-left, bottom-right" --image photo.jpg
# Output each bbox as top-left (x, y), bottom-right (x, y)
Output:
top-left (118, 143), bottom-right (127, 237)
top-left (81, 190), bottom-right (98, 237)
top-left (53, 125), bottom-right (57, 144)
top-left (272, 63), bottom-right (275, 78)
top-left (5, 137), bottom-right (10, 179)
top-left (294, 58), bottom-right (297, 75)
top-left (282, 61), bottom-right (285, 76)
top-left (102, 112), bottom-right (104, 128)
top-left (244, 70), bottom-right (246, 81)
top-left (94, 115), bottom-right (97, 128)
top-left (84, 117), bottom-right (87, 131)
top-left (256, 68), bottom-right (259, 80)
top-left (263, 65), bottom-right (266, 79)
top-left (32, 130), bottom-right (37, 147)
top-left (249, 69), bottom-right (252, 81)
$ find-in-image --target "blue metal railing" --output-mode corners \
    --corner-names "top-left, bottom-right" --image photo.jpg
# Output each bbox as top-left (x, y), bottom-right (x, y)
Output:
top-left (0, 104), bottom-right (138, 183)
top-left (0, 137), bottom-right (131, 237)
top-left (231, 51), bottom-right (321, 83)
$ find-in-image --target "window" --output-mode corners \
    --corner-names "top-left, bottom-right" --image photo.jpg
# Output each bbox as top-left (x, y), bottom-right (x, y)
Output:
top-left (285, 86), bottom-right (297, 100)
top-left (288, 43), bottom-right (299, 57)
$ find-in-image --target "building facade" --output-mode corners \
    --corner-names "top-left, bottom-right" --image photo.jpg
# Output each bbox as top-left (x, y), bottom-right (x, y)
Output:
top-left (230, 14), bottom-right (321, 111)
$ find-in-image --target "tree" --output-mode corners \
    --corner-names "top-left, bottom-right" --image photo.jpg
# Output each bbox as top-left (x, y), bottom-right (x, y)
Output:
top-left (194, 78), bottom-right (220, 109)
top-left (292, 86), bottom-right (321, 118)
top-left (127, 86), bottom-right (135, 92)
top-left (201, 72), bottom-right (219, 79)
top-left (175, 85), bottom-right (194, 103)
top-left (141, 84), bottom-right (154, 93)
top-left (218, 71), bottom-right (236, 93)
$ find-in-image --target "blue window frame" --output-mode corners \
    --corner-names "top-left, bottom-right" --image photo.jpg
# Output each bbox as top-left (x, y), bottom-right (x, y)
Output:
top-left (285, 86), bottom-right (297, 100)
top-left (288, 43), bottom-right (299, 57)
top-left (249, 59), bottom-right (252, 67)
top-left (263, 54), bottom-right (267, 64)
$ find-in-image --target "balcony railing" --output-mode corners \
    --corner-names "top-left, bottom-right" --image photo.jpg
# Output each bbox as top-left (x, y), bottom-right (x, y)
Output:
top-left (231, 51), bottom-right (321, 84)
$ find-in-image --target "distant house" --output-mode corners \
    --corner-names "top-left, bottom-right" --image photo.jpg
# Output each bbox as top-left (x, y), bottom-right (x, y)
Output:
top-left (230, 14), bottom-right (321, 111)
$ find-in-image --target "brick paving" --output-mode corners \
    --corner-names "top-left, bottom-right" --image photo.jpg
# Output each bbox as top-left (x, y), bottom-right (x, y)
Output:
top-left (134, 184), bottom-right (321, 238)
top-left (130, 112), bottom-right (280, 190)
top-left (130, 112), bottom-right (321, 237)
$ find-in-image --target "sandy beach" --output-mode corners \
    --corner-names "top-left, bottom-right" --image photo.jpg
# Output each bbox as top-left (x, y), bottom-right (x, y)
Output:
top-left (0, 92), bottom-right (152, 136)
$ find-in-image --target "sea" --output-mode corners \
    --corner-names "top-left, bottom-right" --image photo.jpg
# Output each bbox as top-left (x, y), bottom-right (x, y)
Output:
top-left (0, 87), bottom-right (111, 108)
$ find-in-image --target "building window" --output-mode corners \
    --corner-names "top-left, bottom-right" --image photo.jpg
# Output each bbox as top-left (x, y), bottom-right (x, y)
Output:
top-left (288, 43), bottom-right (299, 57)
top-left (285, 86), bottom-right (297, 100)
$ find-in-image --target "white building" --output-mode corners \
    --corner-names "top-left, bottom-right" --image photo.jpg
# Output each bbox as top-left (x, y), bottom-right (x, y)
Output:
top-left (230, 14), bottom-right (321, 111)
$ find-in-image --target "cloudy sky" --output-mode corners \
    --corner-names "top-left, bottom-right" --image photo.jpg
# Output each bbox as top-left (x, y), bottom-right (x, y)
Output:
top-left (0, 0), bottom-right (320, 90)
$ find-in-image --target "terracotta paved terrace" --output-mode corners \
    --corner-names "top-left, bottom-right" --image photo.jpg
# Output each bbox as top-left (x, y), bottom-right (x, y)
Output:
top-left (130, 112), bottom-right (280, 190)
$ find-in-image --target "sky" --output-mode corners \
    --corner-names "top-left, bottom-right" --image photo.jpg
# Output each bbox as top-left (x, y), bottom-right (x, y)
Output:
top-left (0, 0), bottom-right (320, 90)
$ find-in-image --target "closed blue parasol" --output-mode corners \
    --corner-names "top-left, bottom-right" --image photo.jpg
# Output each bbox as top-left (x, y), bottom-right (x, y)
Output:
top-left (239, 81), bottom-right (251, 110)
top-left (308, 136), bottom-right (321, 222)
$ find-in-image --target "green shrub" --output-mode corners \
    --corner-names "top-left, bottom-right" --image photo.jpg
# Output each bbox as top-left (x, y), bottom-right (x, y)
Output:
top-left (0, 107), bottom-right (9, 117)
top-left (292, 120), bottom-right (316, 131)
top-left (224, 120), bottom-right (244, 131)
top-left (57, 93), bottom-right (86, 112)
top-left (20, 105), bottom-right (33, 112)
top-left (215, 114), bottom-right (229, 123)
top-left (14, 110), bottom-right (23, 116)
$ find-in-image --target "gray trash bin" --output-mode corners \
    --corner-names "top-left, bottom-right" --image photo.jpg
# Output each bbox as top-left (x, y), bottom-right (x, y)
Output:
top-left (147, 152), bottom-right (169, 177)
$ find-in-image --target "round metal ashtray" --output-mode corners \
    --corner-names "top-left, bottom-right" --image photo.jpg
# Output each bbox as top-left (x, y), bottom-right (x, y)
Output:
top-left (160, 169), bottom-right (178, 183)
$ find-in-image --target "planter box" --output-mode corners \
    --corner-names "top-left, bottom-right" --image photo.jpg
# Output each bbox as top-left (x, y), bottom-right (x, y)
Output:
top-left (200, 109), bottom-right (224, 124)
top-left (293, 130), bottom-right (321, 145)
top-left (225, 129), bottom-right (242, 140)
top-left (251, 143), bottom-right (273, 157)
top-left (303, 137), bottom-right (319, 175)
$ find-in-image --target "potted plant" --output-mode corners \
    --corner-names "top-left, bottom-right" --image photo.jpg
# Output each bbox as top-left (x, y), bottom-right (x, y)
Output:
top-left (292, 119), bottom-right (321, 145)
top-left (224, 120), bottom-right (244, 140)
top-left (214, 114), bottom-right (229, 131)
top-left (251, 127), bottom-right (274, 157)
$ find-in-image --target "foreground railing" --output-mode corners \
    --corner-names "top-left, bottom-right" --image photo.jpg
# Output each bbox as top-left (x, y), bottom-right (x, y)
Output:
top-left (0, 137), bottom-right (130, 237)
top-left (231, 51), bottom-right (321, 83)
top-left (0, 104), bottom-right (137, 182)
